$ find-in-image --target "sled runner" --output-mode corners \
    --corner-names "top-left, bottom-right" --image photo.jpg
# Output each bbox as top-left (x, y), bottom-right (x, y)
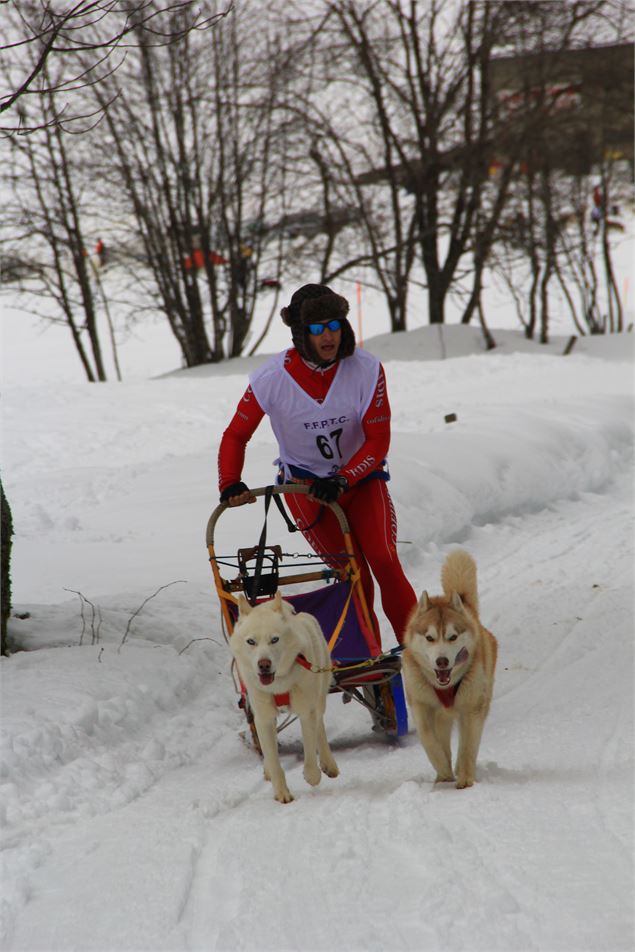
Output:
top-left (206, 484), bottom-right (408, 749)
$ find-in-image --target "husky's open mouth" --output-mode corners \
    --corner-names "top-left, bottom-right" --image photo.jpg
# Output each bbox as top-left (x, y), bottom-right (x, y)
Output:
top-left (258, 672), bottom-right (275, 686)
top-left (435, 668), bottom-right (452, 686)
top-left (435, 648), bottom-right (469, 687)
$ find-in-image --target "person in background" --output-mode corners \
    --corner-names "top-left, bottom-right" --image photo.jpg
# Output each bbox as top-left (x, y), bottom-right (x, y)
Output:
top-left (95, 238), bottom-right (107, 267)
top-left (217, 284), bottom-right (417, 646)
top-left (591, 184), bottom-right (604, 233)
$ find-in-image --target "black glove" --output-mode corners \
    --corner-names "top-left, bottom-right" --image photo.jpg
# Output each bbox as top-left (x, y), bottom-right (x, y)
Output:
top-left (308, 475), bottom-right (349, 503)
top-left (220, 481), bottom-right (251, 503)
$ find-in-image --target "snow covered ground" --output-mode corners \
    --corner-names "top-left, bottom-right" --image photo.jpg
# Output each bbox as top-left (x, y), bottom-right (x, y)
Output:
top-left (1, 324), bottom-right (633, 952)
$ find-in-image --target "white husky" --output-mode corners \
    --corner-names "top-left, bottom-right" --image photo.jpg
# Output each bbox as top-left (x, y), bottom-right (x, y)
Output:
top-left (231, 591), bottom-right (339, 803)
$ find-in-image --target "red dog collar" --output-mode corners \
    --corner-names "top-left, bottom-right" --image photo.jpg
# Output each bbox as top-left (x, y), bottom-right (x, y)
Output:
top-left (274, 654), bottom-right (313, 707)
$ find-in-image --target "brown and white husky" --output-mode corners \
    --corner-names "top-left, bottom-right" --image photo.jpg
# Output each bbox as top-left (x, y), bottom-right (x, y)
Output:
top-left (402, 550), bottom-right (497, 788)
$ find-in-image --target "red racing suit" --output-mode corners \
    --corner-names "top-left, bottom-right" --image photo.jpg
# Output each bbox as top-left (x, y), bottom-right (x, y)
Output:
top-left (217, 348), bottom-right (416, 644)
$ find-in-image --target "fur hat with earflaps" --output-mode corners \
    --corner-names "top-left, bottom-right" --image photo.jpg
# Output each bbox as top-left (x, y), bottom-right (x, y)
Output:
top-left (281, 283), bottom-right (356, 365)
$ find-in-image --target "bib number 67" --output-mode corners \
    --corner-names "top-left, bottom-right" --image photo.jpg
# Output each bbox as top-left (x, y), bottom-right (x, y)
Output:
top-left (316, 428), bottom-right (343, 460)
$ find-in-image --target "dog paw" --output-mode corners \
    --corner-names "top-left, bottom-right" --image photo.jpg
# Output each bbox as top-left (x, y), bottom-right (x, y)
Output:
top-left (321, 760), bottom-right (339, 778)
top-left (455, 777), bottom-right (474, 789)
top-left (304, 765), bottom-right (322, 786)
top-left (435, 773), bottom-right (455, 784)
top-left (274, 786), bottom-right (294, 803)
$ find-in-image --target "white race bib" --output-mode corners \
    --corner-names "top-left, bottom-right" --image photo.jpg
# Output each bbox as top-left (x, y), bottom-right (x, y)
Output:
top-left (250, 350), bottom-right (380, 478)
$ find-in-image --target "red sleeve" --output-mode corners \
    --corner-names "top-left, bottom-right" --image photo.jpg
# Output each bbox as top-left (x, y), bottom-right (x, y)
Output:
top-left (217, 385), bottom-right (265, 492)
top-left (339, 364), bottom-right (391, 487)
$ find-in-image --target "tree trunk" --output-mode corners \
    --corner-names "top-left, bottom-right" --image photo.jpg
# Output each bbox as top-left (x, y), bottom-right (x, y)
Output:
top-left (477, 299), bottom-right (497, 350)
top-left (1, 478), bottom-right (13, 656)
top-left (386, 288), bottom-right (408, 333)
top-left (427, 285), bottom-right (445, 325)
top-left (539, 261), bottom-right (552, 344)
top-left (601, 221), bottom-right (623, 333)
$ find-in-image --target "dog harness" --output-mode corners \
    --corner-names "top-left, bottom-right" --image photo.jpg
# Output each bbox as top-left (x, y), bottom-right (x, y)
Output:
top-left (434, 679), bottom-right (464, 709)
top-left (434, 648), bottom-right (469, 707)
top-left (273, 653), bottom-right (315, 708)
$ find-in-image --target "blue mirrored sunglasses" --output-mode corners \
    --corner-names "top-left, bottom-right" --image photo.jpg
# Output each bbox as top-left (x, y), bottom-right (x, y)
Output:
top-left (307, 319), bottom-right (342, 336)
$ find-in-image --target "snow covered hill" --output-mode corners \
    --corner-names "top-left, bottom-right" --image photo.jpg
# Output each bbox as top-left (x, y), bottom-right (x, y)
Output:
top-left (1, 327), bottom-right (633, 952)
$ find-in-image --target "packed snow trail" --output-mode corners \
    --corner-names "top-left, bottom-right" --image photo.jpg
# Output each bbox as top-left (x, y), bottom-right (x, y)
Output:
top-left (2, 340), bottom-right (632, 950)
top-left (3, 473), bottom-right (632, 952)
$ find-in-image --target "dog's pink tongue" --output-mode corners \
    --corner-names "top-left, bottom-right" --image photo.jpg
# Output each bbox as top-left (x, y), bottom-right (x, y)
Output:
top-left (259, 673), bottom-right (275, 686)
top-left (436, 670), bottom-right (451, 686)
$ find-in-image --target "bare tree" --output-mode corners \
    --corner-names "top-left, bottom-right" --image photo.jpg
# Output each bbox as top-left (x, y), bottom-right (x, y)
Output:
top-left (0, 0), bottom-right (235, 380)
top-left (554, 157), bottom-right (629, 336)
top-left (0, 0), bottom-right (230, 133)
top-left (301, 0), bottom-right (629, 341)
top-left (486, 4), bottom-right (633, 341)
top-left (244, 3), bottom-right (424, 334)
top-left (82, 2), bottom-right (294, 367)
top-left (314, 0), bottom-right (509, 327)
top-left (264, 87), bottom-right (419, 332)
top-left (3, 72), bottom-right (110, 381)
top-left (1, 476), bottom-right (13, 656)
top-left (490, 154), bottom-right (630, 341)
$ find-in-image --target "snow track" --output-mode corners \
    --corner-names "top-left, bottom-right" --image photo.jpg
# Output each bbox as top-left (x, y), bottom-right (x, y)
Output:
top-left (3, 475), bottom-right (632, 952)
top-left (2, 344), bottom-right (632, 950)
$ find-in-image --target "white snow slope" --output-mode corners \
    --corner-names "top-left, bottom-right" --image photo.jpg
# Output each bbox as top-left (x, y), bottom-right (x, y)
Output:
top-left (1, 326), bottom-right (633, 952)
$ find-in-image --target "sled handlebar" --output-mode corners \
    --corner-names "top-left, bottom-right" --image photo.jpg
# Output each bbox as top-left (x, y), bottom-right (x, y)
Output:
top-left (206, 484), bottom-right (350, 548)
